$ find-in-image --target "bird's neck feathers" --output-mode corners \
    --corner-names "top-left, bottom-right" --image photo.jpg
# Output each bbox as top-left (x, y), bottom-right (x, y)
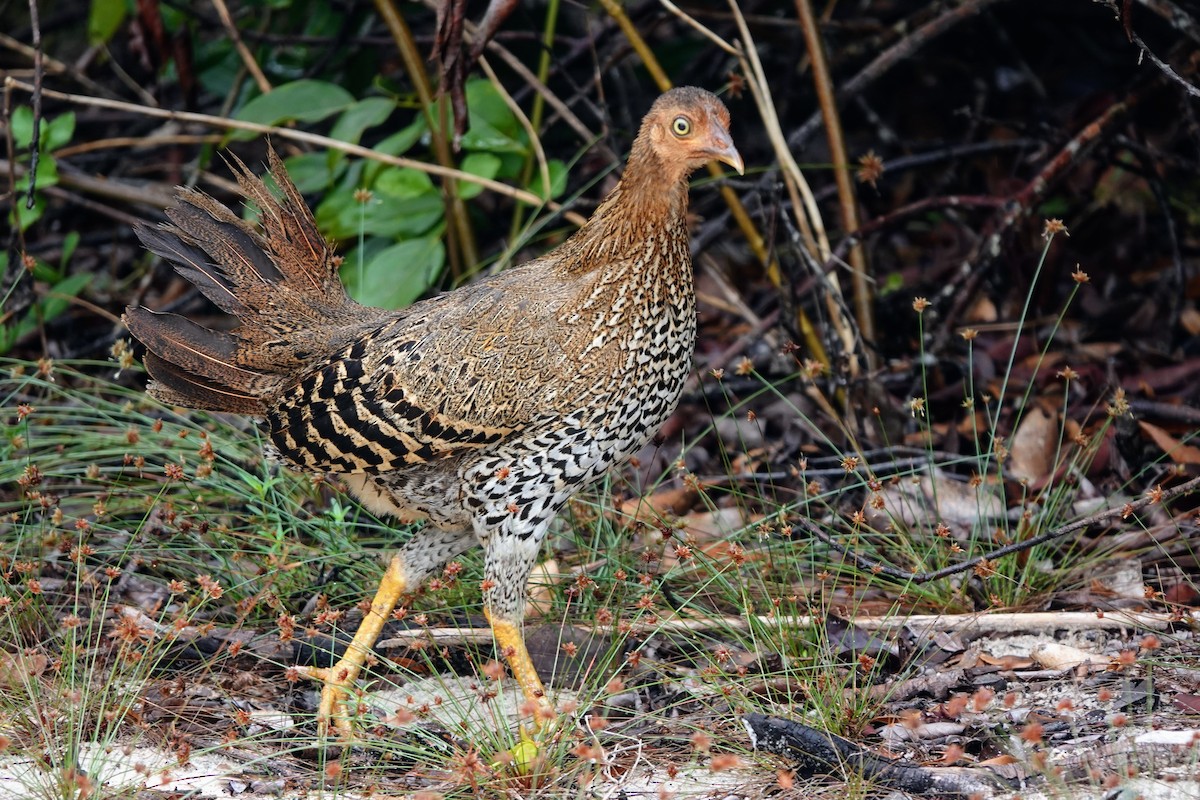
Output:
top-left (561, 140), bottom-right (692, 276)
top-left (615, 135), bottom-right (695, 219)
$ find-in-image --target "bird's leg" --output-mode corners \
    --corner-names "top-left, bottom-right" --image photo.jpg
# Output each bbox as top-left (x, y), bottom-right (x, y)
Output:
top-left (299, 526), bottom-right (477, 738)
top-left (485, 608), bottom-right (554, 728)
top-left (299, 554), bottom-right (408, 737)
top-left (480, 533), bottom-right (555, 744)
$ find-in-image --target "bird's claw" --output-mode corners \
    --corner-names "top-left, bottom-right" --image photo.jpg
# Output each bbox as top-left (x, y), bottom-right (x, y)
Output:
top-left (297, 664), bottom-right (359, 739)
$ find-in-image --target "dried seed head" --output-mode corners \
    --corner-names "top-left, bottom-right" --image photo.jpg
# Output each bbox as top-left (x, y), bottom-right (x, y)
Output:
top-left (1042, 218), bottom-right (1068, 238)
top-left (857, 151), bottom-right (884, 187)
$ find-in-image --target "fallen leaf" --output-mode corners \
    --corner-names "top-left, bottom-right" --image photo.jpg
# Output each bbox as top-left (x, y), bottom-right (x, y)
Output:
top-left (865, 467), bottom-right (1004, 529)
top-left (1172, 694), bottom-right (1200, 714)
top-left (1137, 420), bottom-right (1200, 465)
top-left (617, 484), bottom-right (700, 522)
top-left (0, 651), bottom-right (48, 687)
top-left (1008, 405), bottom-right (1057, 484)
top-left (1030, 642), bottom-right (1106, 671)
top-left (976, 652), bottom-right (1036, 669)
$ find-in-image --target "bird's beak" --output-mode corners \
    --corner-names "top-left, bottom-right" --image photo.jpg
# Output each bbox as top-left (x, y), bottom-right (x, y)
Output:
top-left (706, 126), bottom-right (744, 175)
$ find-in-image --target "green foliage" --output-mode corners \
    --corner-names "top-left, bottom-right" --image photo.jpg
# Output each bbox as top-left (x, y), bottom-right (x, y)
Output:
top-left (457, 152), bottom-right (503, 199)
top-left (243, 78), bottom-right (568, 311)
top-left (232, 78), bottom-right (357, 134)
top-left (343, 236), bottom-right (446, 309)
top-left (87, 0), bottom-right (127, 45)
top-left (8, 106), bottom-right (75, 232)
top-left (0, 270), bottom-right (92, 357)
top-left (3, 103), bottom-right (84, 353)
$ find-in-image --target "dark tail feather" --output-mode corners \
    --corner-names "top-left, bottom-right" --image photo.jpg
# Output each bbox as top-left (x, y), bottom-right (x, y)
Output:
top-left (237, 148), bottom-right (339, 297)
top-left (141, 352), bottom-right (264, 415)
top-left (124, 146), bottom-right (387, 415)
top-left (135, 152), bottom-right (352, 326)
top-left (123, 306), bottom-right (269, 414)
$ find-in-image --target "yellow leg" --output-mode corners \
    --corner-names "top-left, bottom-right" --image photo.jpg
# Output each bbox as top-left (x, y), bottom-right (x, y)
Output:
top-left (298, 554), bottom-right (407, 737)
top-left (485, 611), bottom-right (555, 730)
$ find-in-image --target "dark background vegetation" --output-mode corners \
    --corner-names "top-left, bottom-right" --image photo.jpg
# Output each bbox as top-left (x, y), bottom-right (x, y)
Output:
top-left (3, 0), bottom-right (1198, 630)
top-left (4, 1), bottom-right (1199, 409)
top-left (1, 0), bottom-right (1198, 793)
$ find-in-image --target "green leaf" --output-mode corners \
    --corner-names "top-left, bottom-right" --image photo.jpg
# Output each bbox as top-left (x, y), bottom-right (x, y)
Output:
top-left (196, 38), bottom-right (241, 99)
top-left (0, 272), bottom-right (93, 354)
top-left (12, 158), bottom-right (60, 230)
top-left (878, 272), bottom-right (905, 297)
top-left (30, 257), bottom-right (63, 283)
top-left (329, 98), bottom-right (396, 147)
top-left (529, 159), bottom-right (568, 200)
top-left (44, 113), bottom-right (76, 151)
top-left (40, 273), bottom-right (93, 321)
top-left (464, 80), bottom-right (519, 136)
top-left (457, 153), bottom-right (501, 200)
top-left (11, 196), bottom-right (46, 233)
top-left (9, 109), bottom-right (75, 153)
top-left (374, 117), bottom-right (426, 157)
top-left (60, 231), bottom-right (80, 269)
top-left (315, 187), bottom-right (443, 240)
top-left (21, 156), bottom-right (61, 191)
top-left (361, 118), bottom-right (428, 185)
top-left (459, 117), bottom-right (526, 154)
top-left (88, 0), bottom-right (127, 45)
top-left (11, 107), bottom-right (33, 148)
top-left (284, 152), bottom-right (339, 194)
top-left (342, 236), bottom-right (445, 309)
top-left (232, 80), bottom-right (355, 139)
top-left (457, 80), bottom-right (526, 153)
top-left (374, 166), bottom-right (435, 200)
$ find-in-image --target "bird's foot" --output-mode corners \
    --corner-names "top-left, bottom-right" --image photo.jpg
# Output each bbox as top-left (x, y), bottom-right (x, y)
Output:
top-left (296, 662), bottom-right (364, 739)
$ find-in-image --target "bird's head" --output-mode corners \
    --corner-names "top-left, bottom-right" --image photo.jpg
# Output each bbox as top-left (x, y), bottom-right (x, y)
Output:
top-left (639, 87), bottom-right (744, 179)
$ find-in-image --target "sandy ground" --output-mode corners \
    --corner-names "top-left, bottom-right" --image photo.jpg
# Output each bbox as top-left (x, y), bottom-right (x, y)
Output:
top-left (2, 626), bottom-right (1197, 799)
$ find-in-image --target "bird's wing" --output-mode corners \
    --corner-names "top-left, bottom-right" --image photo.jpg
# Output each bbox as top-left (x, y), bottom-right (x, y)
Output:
top-left (265, 260), bottom-right (608, 473)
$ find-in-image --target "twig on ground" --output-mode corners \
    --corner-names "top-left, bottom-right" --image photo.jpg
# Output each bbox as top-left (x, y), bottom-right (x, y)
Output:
top-left (743, 713), bottom-right (1008, 795)
top-left (370, 609), bottom-right (1183, 653)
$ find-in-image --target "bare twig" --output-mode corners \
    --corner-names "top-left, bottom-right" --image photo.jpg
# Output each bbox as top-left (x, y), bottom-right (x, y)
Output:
top-left (0, 32), bottom-right (114, 100)
top-left (851, 194), bottom-right (1006, 240)
top-left (477, 56), bottom-right (552, 210)
top-left (411, 0), bottom-right (613, 160)
top-left (793, 0), bottom-right (874, 364)
top-left (2, 77), bottom-right (587, 226)
top-left (1128, 30), bottom-right (1200, 99)
top-left (931, 96), bottom-right (1133, 349)
top-left (211, 0), bottom-right (272, 95)
top-left (25, 0), bottom-right (42, 208)
top-left (370, 608), bottom-right (1183, 652)
top-left (373, 0), bottom-right (478, 274)
top-left (787, 0), bottom-right (1010, 152)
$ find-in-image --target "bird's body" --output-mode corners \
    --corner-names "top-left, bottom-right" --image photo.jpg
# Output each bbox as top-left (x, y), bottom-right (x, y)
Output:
top-left (125, 86), bottom-right (741, 739)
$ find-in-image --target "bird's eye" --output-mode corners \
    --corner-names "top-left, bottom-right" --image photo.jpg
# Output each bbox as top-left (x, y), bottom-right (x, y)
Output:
top-left (671, 116), bottom-right (692, 137)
